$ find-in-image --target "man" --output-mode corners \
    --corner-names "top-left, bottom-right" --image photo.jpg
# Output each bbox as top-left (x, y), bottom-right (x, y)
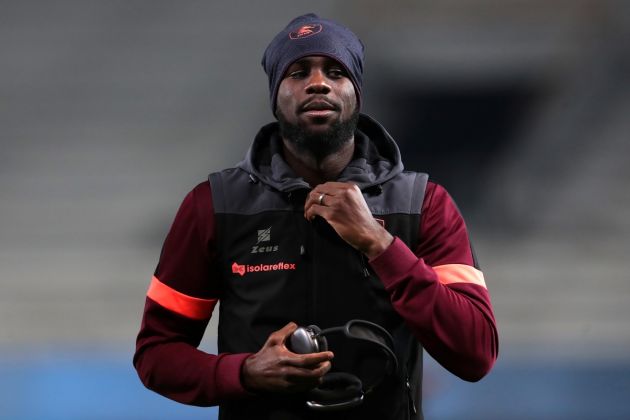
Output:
top-left (134, 13), bottom-right (498, 419)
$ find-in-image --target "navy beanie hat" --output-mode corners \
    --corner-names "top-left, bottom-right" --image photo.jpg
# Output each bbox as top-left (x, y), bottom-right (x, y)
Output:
top-left (261, 13), bottom-right (365, 114)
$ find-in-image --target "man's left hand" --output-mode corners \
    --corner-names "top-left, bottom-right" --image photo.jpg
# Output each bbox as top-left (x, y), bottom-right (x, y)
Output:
top-left (304, 182), bottom-right (393, 260)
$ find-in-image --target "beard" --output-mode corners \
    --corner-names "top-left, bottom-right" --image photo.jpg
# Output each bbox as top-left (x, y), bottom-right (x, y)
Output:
top-left (277, 108), bottom-right (360, 162)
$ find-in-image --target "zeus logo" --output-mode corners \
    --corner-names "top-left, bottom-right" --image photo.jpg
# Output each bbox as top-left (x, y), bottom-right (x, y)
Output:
top-left (251, 226), bottom-right (279, 254)
top-left (257, 227), bottom-right (271, 243)
top-left (251, 245), bottom-right (279, 253)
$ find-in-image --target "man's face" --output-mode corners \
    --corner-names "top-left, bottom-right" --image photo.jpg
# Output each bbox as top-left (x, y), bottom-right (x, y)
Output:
top-left (276, 56), bottom-right (359, 160)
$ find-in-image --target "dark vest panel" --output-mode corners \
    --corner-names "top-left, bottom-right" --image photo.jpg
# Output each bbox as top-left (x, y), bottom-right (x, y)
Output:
top-left (210, 168), bottom-right (428, 420)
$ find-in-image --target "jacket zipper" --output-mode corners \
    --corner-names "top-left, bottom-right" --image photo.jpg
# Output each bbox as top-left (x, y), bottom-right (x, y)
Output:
top-left (406, 375), bottom-right (417, 415)
top-left (289, 190), bottom-right (315, 321)
top-left (310, 219), bottom-right (318, 322)
top-left (359, 252), bottom-right (370, 278)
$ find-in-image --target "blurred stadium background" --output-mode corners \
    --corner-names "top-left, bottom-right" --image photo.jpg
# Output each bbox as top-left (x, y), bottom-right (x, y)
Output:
top-left (1, 0), bottom-right (629, 418)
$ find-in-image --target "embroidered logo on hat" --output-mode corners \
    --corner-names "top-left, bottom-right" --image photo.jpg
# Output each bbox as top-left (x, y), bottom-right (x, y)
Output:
top-left (289, 24), bottom-right (322, 40)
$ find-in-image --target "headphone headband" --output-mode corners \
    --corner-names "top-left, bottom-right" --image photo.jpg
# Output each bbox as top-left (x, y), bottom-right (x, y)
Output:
top-left (288, 319), bottom-right (398, 411)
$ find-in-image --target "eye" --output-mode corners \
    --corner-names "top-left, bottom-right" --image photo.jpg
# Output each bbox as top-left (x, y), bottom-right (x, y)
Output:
top-left (287, 69), bottom-right (306, 79)
top-left (328, 68), bottom-right (346, 78)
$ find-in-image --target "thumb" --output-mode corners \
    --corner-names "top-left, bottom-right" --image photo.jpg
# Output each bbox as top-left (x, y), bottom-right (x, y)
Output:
top-left (265, 322), bottom-right (298, 347)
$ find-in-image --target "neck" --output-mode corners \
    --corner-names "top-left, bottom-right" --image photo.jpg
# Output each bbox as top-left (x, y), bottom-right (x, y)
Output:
top-left (282, 136), bottom-right (355, 187)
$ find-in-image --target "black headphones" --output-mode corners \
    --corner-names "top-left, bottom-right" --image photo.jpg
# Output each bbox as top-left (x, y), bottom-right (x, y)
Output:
top-left (287, 319), bottom-right (398, 411)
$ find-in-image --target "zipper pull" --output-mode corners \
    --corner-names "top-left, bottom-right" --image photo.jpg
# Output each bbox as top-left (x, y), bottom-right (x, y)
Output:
top-left (360, 253), bottom-right (370, 277)
top-left (406, 377), bottom-right (417, 415)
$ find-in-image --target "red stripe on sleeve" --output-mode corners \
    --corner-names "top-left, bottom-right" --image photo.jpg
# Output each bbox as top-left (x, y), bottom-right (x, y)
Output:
top-left (147, 276), bottom-right (217, 320)
top-left (433, 264), bottom-right (486, 289)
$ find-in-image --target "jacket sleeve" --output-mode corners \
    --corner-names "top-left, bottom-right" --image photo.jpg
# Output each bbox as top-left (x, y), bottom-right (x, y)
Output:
top-left (369, 182), bottom-right (499, 382)
top-left (133, 181), bottom-right (252, 406)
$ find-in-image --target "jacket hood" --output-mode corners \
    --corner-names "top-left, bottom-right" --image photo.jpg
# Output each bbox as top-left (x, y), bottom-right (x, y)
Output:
top-left (237, 113), bottom-right (404, 192)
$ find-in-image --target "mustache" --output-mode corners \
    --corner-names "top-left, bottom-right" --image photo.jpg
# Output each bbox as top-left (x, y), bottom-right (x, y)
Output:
top-left (299, 97), bottom-right (340, 112)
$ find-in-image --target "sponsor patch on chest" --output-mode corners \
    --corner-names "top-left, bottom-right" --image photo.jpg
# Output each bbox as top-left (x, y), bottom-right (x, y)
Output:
top-left (231, 261), bottom-right (297, 277)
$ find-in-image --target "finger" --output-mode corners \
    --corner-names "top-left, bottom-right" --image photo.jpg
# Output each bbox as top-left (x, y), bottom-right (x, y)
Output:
top-left (300, 360), bottom-right (332, 376)
top-left (285, 351), bottom-right (334, 367)
top-left (306, 183), bottom-right (361, 209)
top-left (314, 181), bottom-right (353, 192)
top-left (304, 202), bottom-right (334, 222)
top-left (306, 183), bottom-right (345, 207)
top-left (266, 322), bottom-right (298, 347)
top-left (285, 361), bottom-right (332, 381)
top-left (305, 193), bottom-right (340, 215)
top-left (272, 361), bottom-right (334, 393)
top-left (283, 360), bottom-right (332, 376)
top-left (285, 360), bottom-right (331, 376)
top-left (305, 190), bottom-right (328, 210)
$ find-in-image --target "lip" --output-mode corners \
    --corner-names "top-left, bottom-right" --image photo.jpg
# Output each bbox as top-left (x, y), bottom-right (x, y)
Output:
top-left (300, 100), bottom-right (338, 113)
top-left (302, 109), bottom-right (336, 118)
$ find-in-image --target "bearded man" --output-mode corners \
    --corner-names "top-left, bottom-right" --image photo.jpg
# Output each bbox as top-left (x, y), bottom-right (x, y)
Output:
top-left (134, 13), bottom-right (498, 420)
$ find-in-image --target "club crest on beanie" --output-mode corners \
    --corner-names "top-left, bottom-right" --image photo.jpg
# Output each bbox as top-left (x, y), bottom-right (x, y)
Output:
top-left (261, 13), bottom-right (365, 114)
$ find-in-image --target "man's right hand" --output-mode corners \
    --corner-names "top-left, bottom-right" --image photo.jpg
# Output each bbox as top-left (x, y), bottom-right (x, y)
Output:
top-left (241, 322), bottom-right (334, 394)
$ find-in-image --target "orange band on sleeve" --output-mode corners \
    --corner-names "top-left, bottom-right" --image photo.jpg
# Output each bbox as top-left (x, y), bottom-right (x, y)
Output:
top-left (147, 276), bottom-right (217, 320)
top-left (433, 264), bottom-right (486, 289)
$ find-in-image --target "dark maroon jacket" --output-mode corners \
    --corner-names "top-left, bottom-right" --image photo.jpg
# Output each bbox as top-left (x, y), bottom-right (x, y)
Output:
top-left (134, 114), bottom-right (498, 419)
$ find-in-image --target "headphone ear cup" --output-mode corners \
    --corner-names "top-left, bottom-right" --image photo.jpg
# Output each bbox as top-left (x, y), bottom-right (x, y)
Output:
top-left (288, 325), bottom-right (322, 354)
top-left (316, 335), bottom-right (328, 352)
top-left (306, 325), bottom-right (328, 352)
top-left (307, 372), bottom-right (363, 410)
top-left (307, 325), bottom-right (322, 334)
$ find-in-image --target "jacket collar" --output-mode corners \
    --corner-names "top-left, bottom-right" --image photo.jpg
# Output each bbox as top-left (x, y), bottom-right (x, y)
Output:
top-left (237, 113), bottom-right (404, 192)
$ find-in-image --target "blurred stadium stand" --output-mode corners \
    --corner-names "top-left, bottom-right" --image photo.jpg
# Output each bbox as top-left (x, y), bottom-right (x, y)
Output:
top-left (1, 1), bottom-right (629, 418)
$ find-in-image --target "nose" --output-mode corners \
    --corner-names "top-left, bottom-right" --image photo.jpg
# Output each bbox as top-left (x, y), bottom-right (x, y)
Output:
top-left (305, 69), bottom-right (331, 95)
